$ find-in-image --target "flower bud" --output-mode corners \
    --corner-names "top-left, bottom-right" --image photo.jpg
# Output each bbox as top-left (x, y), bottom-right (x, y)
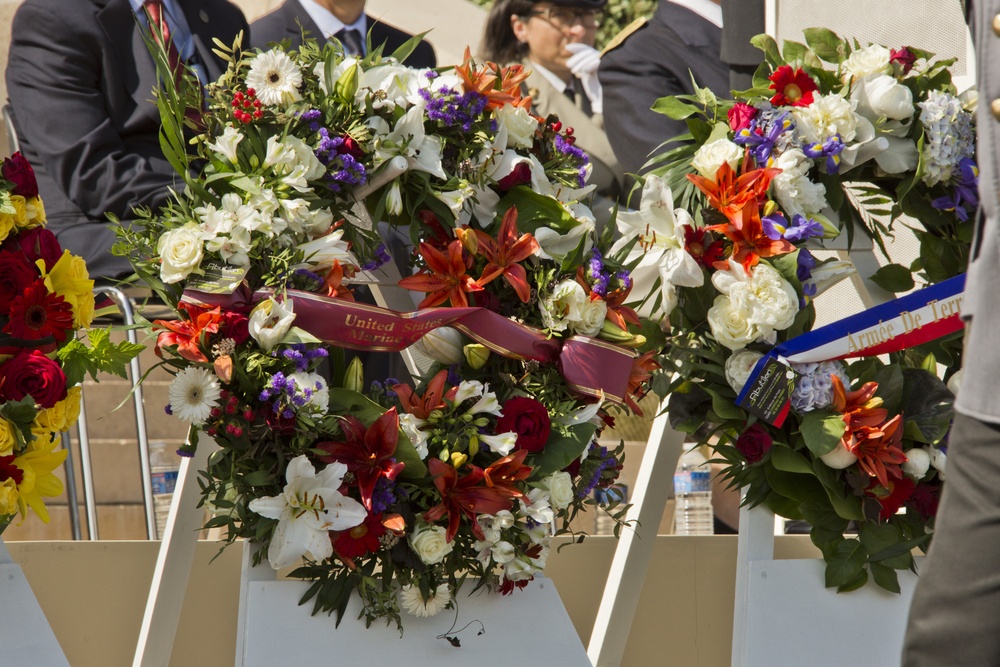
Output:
top-left (450, 452), bottom-right (468, 468)
top-left (463, 343), bottom-right (490, 369)
top-left (468, 435), bottom-right (479, 458)
top-left (414, 327), bottom-right (465, 365)
top-left (344, 357), bottom-right (364, 392)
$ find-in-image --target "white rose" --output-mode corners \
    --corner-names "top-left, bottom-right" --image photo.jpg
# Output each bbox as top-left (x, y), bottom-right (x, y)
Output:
top-left (820, 442), bottom-right (858, 469)
top-left (741, 263), bottom-right (799, 333)
top-left (408, 523), bottom-right (454, 565)
top-left (158, 225), bottom-right (204, 284)
top-left (544, 472), bottom-right (574, 510)
top-left (495, 103), bottom-right (539, 149)
top-left (928, 447), bottom-right (946, 480)
top-left (707, 296), bottom-right (758, 350)
top-left (691, 138), bottom-right (743, 179)
top-left (288, 372), bottom-right (329, 414)
top-left (771, 149), bottom-right (828, 217)
top-left (575, 297), bottom-right (608, 336)
top-left (541, 279), bottom-right (587, 332)
top-left (413, 327), bottom-right (465, 365)
top-left (842, 44), bottom-right (893, 81)
top-left (248, 297), bottom-right (296, 351)
top-left (902, 447), bottom-right (931, 479)
top-left (208, 126), bottom-right (243, 163)
top-left (725, 350), bottom-right (765, 393)
top-left (853, 74), bottom-right (914, 122)
top-left (792, 94), bottom-right (859, 144)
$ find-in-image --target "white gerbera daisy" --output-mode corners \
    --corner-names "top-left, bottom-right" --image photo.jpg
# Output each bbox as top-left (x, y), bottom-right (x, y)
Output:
top-left (246, 49), bottom-right (303, 107)
top-left (398, 583), bottom-right (452, 618)
top-left (168, 367), bottom-right (221, 423)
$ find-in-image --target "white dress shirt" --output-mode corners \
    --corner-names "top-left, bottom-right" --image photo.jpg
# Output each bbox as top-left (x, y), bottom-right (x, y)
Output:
top-left (299, 0), bottom-right (369, 51)
top-left (666, 0), bottom-right (724, 28)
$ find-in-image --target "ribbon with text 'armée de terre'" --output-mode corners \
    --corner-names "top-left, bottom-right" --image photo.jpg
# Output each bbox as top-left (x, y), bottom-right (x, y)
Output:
top-left (736, 274), bottom-right (966, 427)
top-left (183, 286), bottom-right (636, 404)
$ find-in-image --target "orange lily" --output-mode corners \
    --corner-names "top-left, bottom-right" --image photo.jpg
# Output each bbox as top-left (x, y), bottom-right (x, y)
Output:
top-left (153, 303), bottom-right (223, 363)
top-left (398, 240), bottom-right (483, 308)
top-left (424, 457), bottom-right (517, 542)
top-left (687, 160), bottom-right (780, 217)
top-left (474, 207), bottom-right (539, 302)
top-left (323, 260), bottom-right (355, 301)
top-left (831, 376), bottom-right (889, 434)
top-left (705, 197), bottom-right (795, 273)
top-left (601, 280), bottom-right (641, 331)
top-left (482, 449), bottom-right (532, 499)
top-left (625, 351), bottom-right (660, 416)
top-left (848, 414), bottom-right (907, 488)
top-left (455, 47), bottom-right (531, 111)
top-left (393, 369), bottom-right (452, 420)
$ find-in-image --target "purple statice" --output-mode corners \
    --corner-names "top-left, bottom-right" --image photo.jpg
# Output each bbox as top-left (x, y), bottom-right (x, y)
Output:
top-left (790, 361), bottom-right (851, 413)
top-left (734, 111), bottom-right (794, 164)
top-left (360, 243), bottom-right (391, 271)
top-left (259, 371), bottom-right (324, 416)
top-left (299, 108), bottom-right (323, 132)
top-left (383, 378), bottom-right (399, 401)
top-left (586, 248), bottom-right (610, 296)
top-left (554, 134), bottom-right (590, 188)
top-left (281, 344), bottom-right (329, 373)
top-left (370, 476), bottom-right (400, 514)
top-left (802, 134), bottom-right (845, 174)
top-left (932, 157), bottom-right (979, 222)
top-left (763, 212), bottom-right (824, 244)
top-left (578, 444), bottom-right (619, 499)
top-left (314, 127), bottom-right (368, 192)
top-left (288, 267), bottom-right (324, 291)
top-left (420, 86), bottom-right (489, 132)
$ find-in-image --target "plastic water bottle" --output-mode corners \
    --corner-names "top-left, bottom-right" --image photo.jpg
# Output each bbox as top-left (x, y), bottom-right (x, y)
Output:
top-left (673, 444), bottom-right (714, 535)
top-left (149, 440), bottom-right (180, 539)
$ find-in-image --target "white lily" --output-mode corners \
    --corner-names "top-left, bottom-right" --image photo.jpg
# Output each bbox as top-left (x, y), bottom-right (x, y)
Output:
top-left (247, 456), bottom-right (366, 570)
top-left (248, 296), bottom-right (296, 352)
top-left (377, 105), bottom-right (446, 179)
top-left (208, 126), bottom-right (243, 163)
top-left (295, 228), bottom-right (358, 271)
top-left (479, 432), bottom-right (518, 456)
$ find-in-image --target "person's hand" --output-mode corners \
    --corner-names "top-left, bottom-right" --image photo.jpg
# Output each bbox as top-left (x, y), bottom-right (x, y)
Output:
top-left (565, 43), bottom-right (603, 114)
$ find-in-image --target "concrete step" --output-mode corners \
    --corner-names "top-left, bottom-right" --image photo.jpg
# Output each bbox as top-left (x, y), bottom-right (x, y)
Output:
top-left (1, 503), bottom-right (216, 541)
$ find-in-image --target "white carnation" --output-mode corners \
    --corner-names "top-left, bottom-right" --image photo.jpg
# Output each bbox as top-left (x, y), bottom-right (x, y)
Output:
top-left (793, 93), bottom-right (860, 144)
top-left (771, 149), bottom-right (828, 217)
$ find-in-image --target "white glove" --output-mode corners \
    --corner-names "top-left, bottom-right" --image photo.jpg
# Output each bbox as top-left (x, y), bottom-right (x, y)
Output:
top-left (565, 43), bottom-right (603, 114)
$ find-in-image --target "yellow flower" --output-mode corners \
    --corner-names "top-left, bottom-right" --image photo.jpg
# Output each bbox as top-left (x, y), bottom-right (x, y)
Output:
top-left (24, 196), bottom-right (45, 226)
top-left (34, 387), bottom-right (81, 438)
top-left (40, 250), bottom-right (95, 328)
top-left (0, 211), bottom-right (13, 242)
top-left (9, 195), bottom-right (28, 226)
top-left (0, 418), bottom-right (16, 456)
top-left (13, 436), bottom-right (67, 523)
top-left (0, 478), bottom-right (18, 516)
top-left (63, 386), bottom-right (82, 426)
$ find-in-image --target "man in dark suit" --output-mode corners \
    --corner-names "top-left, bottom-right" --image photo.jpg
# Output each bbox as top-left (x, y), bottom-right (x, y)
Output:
top-left (251, 0), bottom-right (436, 68)
top-left (720, 0), bottom-right (765, 91)
top-left (5, 0), bottom-right (248, 280)
top-left (597, 0), bottom-right (730, 178)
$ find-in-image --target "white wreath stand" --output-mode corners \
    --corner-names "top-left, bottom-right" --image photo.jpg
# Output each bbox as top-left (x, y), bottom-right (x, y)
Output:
top-left (0, 533), bottom-right (70, 666)
top-left (133, 160), bottom-right (587, 666)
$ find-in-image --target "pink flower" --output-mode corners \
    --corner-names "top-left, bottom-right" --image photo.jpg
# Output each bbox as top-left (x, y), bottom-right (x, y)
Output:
top-left (728, 102), bottom-right (758, 133)
top-left (890, 47), bottom-right (917, 75)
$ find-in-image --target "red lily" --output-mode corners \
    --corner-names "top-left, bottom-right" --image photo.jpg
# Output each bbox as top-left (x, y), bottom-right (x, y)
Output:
top-left (475, 207), bottom-right (539, 302)
top-left (848, 414), bottom-right (908, 489)
top-left (625, 350), bottom-right (661, 416)
top-left (153, 302), bottom-right (223, 362)
top-left (398, 240), bottom-right (483, 308)
top-left (424, 458), bottom-right (516, 542)
top-left (705, 197), bottom-right (795, 272)
top-left (393, 369), bottom-right (454, 420)
top-left (482, 449), bottom-right (532, 499)
top-left (687, 160), bottom-right (780, 217)
top-left (317, 408), bottom-right (405, 511)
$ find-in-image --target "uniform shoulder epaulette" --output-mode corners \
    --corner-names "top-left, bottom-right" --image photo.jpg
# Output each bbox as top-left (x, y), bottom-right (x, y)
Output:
top-left (601, 17), bottom-right (648, 56)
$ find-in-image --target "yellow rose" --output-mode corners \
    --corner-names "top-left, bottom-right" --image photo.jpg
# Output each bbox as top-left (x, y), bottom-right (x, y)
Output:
top-left (36, 400), bottom-right (68, 434)
top-left (0, 478), bottom-right (19, 516)
top-left (63, 386), bottom-right (82, 426)
top-left (0, 211), bottom-right (13, 242)
top-left (9, 195), bottom-right (28, 226)
top-left (41, 251), bottom-right (95, 328)
top-left (30, 428), bottom-right (56, 449)
top-left (0, 418), bottom-right (16, 456)
top-left (24, 196), bottom-right (45, 226)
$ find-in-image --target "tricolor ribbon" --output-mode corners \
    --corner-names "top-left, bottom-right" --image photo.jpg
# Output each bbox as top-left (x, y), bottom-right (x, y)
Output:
top-left (736, 273), bottom-right (966, 427)
top-left (183, 287), bottom-right (636, 404)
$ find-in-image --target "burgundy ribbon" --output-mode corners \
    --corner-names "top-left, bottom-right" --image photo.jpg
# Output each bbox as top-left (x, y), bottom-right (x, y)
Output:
top-left (184, 287), bottom-right (635, 403)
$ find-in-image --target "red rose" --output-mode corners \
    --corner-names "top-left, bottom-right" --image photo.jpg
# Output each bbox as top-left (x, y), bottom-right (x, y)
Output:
top-left (340, 136), bottom-right (364, 160)
top-left (890, 47), bottom-right (917, 75)
top-left (220, 311), bottom-right (250, 345)
top-left (3, 227), bottom-right (62, 270)
top-left (736, 424), bottom-right (772, 463)
top-left (0, 248), bottom-right (39, 311)
top-left (907, 480), bottom-right (941, 520)
top-left (496, 397), bottom-right (551, 453)
top-left (496, 162), bottom-right (532, 191)
top-left (0, 350), bottom-right (67, 408)
top-left (2, 152), bottom-right (38, 198)
top-left (727, 102), bottom-right (758, 133)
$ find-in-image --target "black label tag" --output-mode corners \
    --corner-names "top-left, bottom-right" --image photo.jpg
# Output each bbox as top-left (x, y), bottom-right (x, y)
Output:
top-left (185, 262), bottom-right (248, 295)
top-left (736, 355), bottom-right (795, 427)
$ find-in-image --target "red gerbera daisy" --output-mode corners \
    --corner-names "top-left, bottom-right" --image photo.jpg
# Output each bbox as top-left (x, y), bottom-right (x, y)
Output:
top-left (3, 279), bottom-right (75, 342)
top-left (768, 65), bottom-right (818, 107)
top-left (332, 512), bottom-right (388, 559)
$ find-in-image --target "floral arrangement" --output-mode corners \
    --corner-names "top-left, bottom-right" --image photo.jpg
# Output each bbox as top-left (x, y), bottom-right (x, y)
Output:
top-left (638, 30), bottom-right (972, 592)
top-left (115, 34), bottom-right (657, 629)
top-left (0, 153), bottom-right (142, 533)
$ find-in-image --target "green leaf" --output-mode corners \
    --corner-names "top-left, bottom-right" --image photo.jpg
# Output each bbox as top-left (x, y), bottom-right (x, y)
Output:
top-left (870, 264), bottom-right (915, 293)
top-left (837, 568), bottom-right (869, 593)
top-left (869, 562), bottom-right (901, 594)
top-left (873, 364), bottom-right (905, 416)
top-left (824, 538), bottom-right (867, 588)
top-left (770, 446), bottom-right (814, 474)
top-left (532, 423), bottom-right (598, 476)
top-left (497, 186), bottom-right (580, 235)
top-left (798, 410), bottom-right (845, 457)
top-left (781, 40), bottom-right (809, 64)
top-left (901, 368), bottom-right (955, 445)
top-left (811, 460), bottom-right (865, 521)
top-left (803, 28), bottom-right (849, 63)
top-left (750, 33), bottom-right (782, 66)
top-left (651, 96), bottom-right (702, 120)
top-left (705, 388), bottom-right (743, 420)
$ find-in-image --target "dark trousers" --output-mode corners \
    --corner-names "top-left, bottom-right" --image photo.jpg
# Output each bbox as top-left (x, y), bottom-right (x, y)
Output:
top-left (902, 412), bottom-right (1000, 666)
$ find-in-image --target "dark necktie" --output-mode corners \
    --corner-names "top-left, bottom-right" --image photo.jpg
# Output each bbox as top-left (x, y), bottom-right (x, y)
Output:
top-left (144, 0), bottom-right (182, 77)
top-left (335, 28), bottom-right (364, 57)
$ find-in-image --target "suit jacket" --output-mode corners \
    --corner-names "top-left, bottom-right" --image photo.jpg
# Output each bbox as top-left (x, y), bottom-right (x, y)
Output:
top-left (5, 0), bottom-right (248, 279)
top-left (956, 0), bottom-right (1000, 422)
top-left (720, 0), bottom-right (765, 90)
top-left (250, 0), bottom-right (436, 69)
top-left (523, 63), bottom-right (624, 207)
top-left (598, 1), bottom-right (730, 177)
